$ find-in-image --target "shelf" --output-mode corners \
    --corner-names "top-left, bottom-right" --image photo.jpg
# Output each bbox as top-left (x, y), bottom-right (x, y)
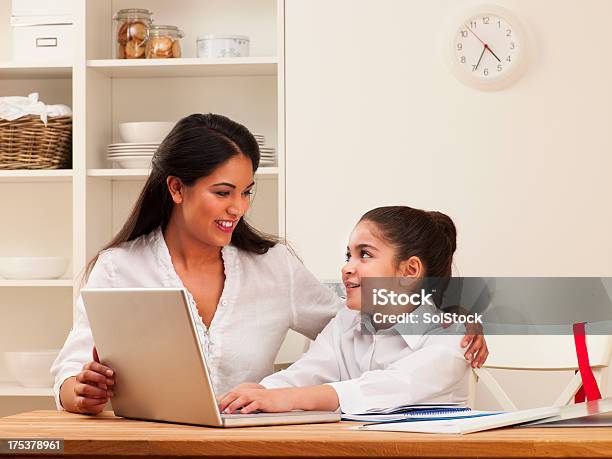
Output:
top-left (87, 57), bottom-right (278, 78)
top-left (88, 167), bottom-right (279, 180)
top-left (0, 170), bottom-right (73, 183)
top-left (0, 62), bottom-right (72, 79)
top-left (87, 169), bottom-right (151, 180)
top-left (0, 383), bottom-right (54, 397)
top-left (0, 279), bottom-right (72, 287)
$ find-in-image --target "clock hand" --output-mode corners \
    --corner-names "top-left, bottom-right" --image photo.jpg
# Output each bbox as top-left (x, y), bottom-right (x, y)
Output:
top-left (466, 26), bottom-right (487, 46)
top-left (485, 44), bottom-right (502, 62)
top-left (474, 45), bottom-right (486, 71)
top-left (466, 25), bottom-right (502, 63)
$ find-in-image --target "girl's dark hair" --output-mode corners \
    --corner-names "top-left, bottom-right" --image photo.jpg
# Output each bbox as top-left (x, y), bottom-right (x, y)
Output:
top-left (84, 113), bottom-right (279, 282)
top-left (359, 206), bottom-right (457, 277)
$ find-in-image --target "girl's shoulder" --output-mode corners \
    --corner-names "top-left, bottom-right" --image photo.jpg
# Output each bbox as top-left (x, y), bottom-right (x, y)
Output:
top-left (418, 324), bottom-right (466, 355)
top-left (314, 306), bottom-right (359, 336)
top-left (333, 307), bottom-right (360, 330)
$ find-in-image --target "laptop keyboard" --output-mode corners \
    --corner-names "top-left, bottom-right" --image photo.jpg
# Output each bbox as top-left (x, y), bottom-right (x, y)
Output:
top-left (221, 410), bottom-right (312, 418)
top-left (221, 409), bottom-right (262, 418)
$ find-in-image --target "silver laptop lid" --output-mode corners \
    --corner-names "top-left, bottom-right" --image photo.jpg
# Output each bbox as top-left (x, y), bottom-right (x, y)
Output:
top-left (522, 397), bottom-right (612, 427)
top-left (82, 288), bottom-right (223, 427)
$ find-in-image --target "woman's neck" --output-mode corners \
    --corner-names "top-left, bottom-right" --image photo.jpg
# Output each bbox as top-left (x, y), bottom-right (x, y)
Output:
top-left (163, 218), bottom-right (222, 270)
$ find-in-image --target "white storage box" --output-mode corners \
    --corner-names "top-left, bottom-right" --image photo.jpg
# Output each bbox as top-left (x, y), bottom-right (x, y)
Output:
top-left (11, 0), bottom-right (76, 18)
top-left (197, 35), bottom-right (250, 58)
top-left (11, 16), bottom-right (74, 63)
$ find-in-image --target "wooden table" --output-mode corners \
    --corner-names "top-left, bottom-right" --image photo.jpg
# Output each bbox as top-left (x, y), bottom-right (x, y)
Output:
top-left (0, 410), bottom-right (611, 458)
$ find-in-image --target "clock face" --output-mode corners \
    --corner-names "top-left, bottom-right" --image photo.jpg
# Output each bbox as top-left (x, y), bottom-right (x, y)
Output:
top-left (455, 14), bottom-right (518, 80)
top-left (447, 6), bottom-right (527, 90)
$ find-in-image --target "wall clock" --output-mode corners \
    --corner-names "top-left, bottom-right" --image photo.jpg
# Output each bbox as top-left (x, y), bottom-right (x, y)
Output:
top-left (447, 5), bottom-right (529, 90)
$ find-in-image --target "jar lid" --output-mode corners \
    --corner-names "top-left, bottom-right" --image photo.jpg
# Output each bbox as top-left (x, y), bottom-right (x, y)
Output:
top-left (149, 25), bottom-right (184, 37)
top-left (196, 34), bottom-right (250, 41)
top-left (114, 8), bottom-right (153, 20)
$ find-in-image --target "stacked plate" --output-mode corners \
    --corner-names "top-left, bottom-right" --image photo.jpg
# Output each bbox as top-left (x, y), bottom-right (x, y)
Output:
top-left (260, 147), bottom-right (276, 166)
top-left (107, 142), bottom-right (159, 169)
top-left (253, 133), bottom-right (276, 167)
top-left (254, 134), bottom-right (265, 146)
top-left (108, 133), bottom-right (273, 169)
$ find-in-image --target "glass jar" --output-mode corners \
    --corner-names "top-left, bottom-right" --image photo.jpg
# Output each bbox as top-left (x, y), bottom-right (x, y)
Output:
top-left (113, 8), bottom-right (153, 59)
top-left (146, 25), bottom-right (184, 58)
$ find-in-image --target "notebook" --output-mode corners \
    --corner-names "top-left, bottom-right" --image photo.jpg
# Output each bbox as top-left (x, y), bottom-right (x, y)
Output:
top-left (342, 407), bottom-right (503, 423)
top-left (357, 406), bottom-right (560, 434)
top-left (358, 403), bottom-right (462, 415)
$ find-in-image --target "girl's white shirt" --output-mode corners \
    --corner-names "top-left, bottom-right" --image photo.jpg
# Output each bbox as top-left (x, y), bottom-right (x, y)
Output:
top-left (260, 305), bottom-right (470, 414)
top-left (51, 227), bottom-right (342, 410)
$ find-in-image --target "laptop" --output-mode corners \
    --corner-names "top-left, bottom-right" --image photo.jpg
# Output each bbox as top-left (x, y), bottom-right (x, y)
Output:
top-left (520, 398), bottom-right (612, 427)
top-left (81, 287), bottom-right (340, 427)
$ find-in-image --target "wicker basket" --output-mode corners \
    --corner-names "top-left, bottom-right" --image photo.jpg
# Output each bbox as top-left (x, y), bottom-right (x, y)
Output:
top-left (0, 115), bottom-right (72, 169)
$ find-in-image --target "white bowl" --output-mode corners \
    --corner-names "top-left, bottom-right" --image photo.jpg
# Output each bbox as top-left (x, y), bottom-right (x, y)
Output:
top-left (118, 122), bottom-right (174, 143)
top-left (4, 350), bottom-right (60, 388)
top-left (0, 257), bottom-right (69, 280)
top-left (110, 156), bottom-right (153, 169)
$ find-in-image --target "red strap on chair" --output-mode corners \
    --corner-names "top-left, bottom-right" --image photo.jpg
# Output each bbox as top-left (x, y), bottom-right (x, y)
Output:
top-left (573, 322), bottom-right (602, 403)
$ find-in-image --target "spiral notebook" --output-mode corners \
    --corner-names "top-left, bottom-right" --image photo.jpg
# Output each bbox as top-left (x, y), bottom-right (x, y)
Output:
top-left (341, 406), bottom-right (504, 423)
top-left (356, 406), bottom-right (561, 434)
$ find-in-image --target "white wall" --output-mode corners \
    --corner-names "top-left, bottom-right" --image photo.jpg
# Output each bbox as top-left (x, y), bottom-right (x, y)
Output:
top-left (284, 0), bottom-right (612, 408)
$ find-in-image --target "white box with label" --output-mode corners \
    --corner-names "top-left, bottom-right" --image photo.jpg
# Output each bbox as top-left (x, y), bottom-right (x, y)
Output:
top-left (11, 0), bottom-right (77, 18)
top-left (11, 20), bottom-right (74, 63)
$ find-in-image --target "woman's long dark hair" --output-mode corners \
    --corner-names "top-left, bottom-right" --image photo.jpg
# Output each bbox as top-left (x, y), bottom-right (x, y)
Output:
top-left (84, 113), bottom-right (279, 282)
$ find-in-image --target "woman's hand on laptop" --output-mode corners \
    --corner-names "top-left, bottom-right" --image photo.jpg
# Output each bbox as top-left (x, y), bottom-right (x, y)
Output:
top-left (72, 360), bottom-right (115, 415)
top-left (60, 346), bottom-right (115, 415)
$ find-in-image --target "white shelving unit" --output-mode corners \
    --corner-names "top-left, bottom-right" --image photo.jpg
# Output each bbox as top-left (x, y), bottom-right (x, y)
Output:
top-left (0, 0), bottom-right (285, 404)
top-left (87, 167), bottom-right (279, 180)
top-left (0, 170), bottom-right (73, 182)
top-left (0, 280), bottom-right (72, 287)
top-left (87, 57), bottom-right (278, 78)
top-left (0, 383), bottom-right (54, 397)
top-left (0, 61), bottom-right (72, 79)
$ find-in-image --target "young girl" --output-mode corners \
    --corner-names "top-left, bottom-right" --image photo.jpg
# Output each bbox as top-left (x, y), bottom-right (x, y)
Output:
top-left (218, 206), bottom-right (474, 414)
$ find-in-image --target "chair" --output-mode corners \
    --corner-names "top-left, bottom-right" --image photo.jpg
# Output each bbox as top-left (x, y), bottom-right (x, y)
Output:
top-left (468, 334), bottom-right (612, 410)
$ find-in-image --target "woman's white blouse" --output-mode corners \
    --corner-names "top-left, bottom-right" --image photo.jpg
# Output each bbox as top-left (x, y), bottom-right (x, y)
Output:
top-left (260, 305), bottom-right (470, 414)
top-left (51, 227), bottom-right (343, 410)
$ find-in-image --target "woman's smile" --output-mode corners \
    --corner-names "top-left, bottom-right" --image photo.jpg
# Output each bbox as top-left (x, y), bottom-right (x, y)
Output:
top-left (215, 219), bottom-right (237, 233)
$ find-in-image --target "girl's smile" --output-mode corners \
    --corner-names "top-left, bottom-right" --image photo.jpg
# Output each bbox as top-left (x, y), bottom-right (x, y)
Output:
top-left (342, 221), bottom-right (404, 310)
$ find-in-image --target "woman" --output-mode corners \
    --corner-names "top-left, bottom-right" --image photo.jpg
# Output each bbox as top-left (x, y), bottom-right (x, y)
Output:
top-left (51, 114), bottom-right (488, 415)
